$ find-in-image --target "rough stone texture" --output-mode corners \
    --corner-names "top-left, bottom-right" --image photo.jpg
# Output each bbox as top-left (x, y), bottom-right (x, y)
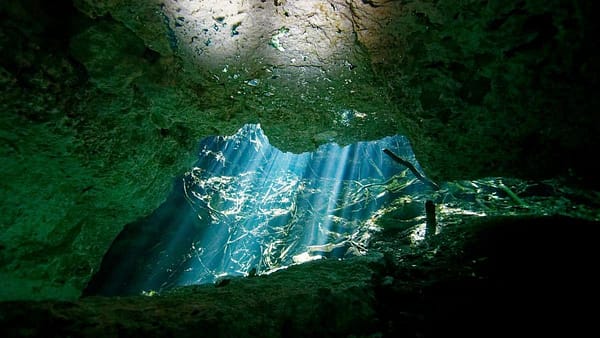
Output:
top-left (1, 0), bottom-right (599, 302)
top-left (0, 1), bottom-right (204, 300)
top-left (68, 0), bottom-right (600, 183)
top-left (73, 0), bottom-right (173, 55)
top-left (0, 215), bottom-right (597, 337)
top-left (369, 0), bottom-right (600, 188)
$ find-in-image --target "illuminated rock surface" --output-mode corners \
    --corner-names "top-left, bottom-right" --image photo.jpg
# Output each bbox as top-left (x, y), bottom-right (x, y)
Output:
top-left (1, 0), bottom-right (599, 335)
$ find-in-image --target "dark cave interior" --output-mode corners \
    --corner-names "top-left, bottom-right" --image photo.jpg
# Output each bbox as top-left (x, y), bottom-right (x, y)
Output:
top-left (1, 0), bottom-right (599, 337)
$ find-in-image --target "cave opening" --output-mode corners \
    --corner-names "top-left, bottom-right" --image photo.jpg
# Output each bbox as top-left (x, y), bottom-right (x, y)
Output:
top-left (83, 123), bottom-right (600, 298)
top-left (84, 124), bottom-right (431, 296)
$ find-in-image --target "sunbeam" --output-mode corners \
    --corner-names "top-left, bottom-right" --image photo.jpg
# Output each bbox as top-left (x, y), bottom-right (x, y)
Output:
top-left (84, 124), bottom-right (430, 295)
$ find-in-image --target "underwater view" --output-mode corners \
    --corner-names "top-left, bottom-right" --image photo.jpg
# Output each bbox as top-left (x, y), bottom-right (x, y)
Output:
top-left (2, 0), bottom-right (599, 336)
top-left (85, 124), bottom-right (430, 295)
top-left (85, 124), bottom-right (599, 296)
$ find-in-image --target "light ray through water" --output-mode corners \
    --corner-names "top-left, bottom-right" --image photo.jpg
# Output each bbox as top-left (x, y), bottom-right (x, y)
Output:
top-left (84, 124), bottom-right (430, 296)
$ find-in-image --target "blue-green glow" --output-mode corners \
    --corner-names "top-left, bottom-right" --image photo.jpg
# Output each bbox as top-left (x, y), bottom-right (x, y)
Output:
top-left (85, 124), bottom-right (427, 295)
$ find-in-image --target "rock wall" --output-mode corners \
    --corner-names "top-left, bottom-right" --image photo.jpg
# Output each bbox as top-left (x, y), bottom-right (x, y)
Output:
top-left (370, 0), bottom-right (600, 187)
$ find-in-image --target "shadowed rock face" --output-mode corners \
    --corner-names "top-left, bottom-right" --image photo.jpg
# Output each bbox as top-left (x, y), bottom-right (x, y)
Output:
top-left (1, 0), bottom-right (599, 301)
top-left (1, 215), bottom-right (598, 337)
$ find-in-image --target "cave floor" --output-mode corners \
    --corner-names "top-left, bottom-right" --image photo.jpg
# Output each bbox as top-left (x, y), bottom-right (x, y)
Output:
top-left (1, 214), bottom-right (596, 337)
